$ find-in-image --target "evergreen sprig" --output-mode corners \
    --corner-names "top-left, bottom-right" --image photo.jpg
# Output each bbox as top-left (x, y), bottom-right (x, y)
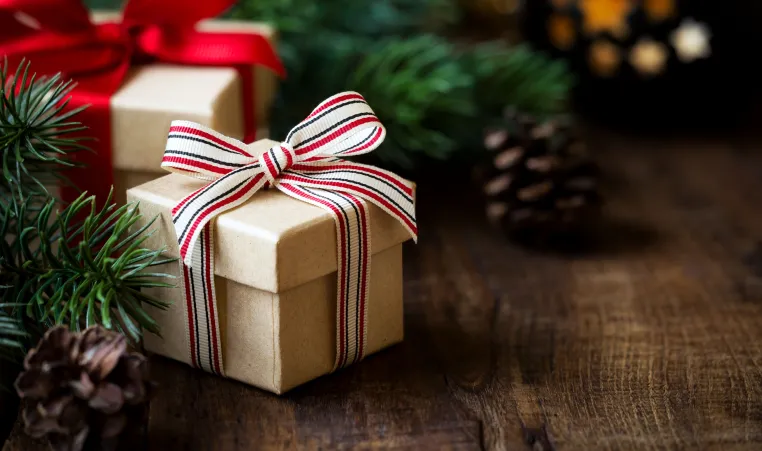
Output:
top-left (0, 60), bottom-right (89, 199)
top-left (0, 191), bottom-right (174, 344)
top-left (267, 34), bottom-right (573, 169)
top-left (465, 43), bottom-right (575, 121)
top-left (226, 0), bottom-right (572, 169)
top-left (0, 310), bottom-right (25, 362)
top-left (348, 35), bottom-right (475, 168)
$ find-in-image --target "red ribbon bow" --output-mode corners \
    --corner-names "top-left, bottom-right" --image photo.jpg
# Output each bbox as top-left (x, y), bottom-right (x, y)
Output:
top-left (0, 0), bottom-right (286, 203)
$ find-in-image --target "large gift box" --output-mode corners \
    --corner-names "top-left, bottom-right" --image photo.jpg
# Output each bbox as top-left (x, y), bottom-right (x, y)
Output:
top-left (93, 12), bottom-right (280, 205)
top-left (0, 1), bottom-right (284, 205)
top-left (128, 93), bottom-right (418, 393)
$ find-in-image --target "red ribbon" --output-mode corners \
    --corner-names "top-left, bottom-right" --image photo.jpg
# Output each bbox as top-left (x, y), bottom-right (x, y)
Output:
top-left (0, 0), bottom-right (285, 204)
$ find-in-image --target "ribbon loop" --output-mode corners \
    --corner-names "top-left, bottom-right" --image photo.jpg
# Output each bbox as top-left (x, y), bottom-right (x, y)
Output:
top-left (162, 92), bottom-right (417, 375)
top-left (284, 92), bottom-right (387, 161)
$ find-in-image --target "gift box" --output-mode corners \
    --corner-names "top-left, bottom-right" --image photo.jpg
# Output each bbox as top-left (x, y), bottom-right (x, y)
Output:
top-left (126, 92), bottom-right (417, 393)
top-left (0, 1), bottom-right (284, 206)
top-left (92, 12), bottom-right (279, 205)
top-left (128, 140), bottom-right (411, 393)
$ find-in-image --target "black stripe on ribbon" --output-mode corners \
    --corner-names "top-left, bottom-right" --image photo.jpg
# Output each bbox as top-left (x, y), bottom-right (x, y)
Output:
top-left (199, 228), bottom-right (216, 375)
top-left (289, 173), bottom-right (415, 223)
top-left (335, 127), bottom-right (377, 155)
top-left (286, 100), bottom-right (367, 143)
top-left (291, 168), bottom-right (410, 200)
top-left (334, 191), bottom-right (366, 366)
top-left (165, 150), bottom-right (245, 169)
top-left (271, 150), bottom-right (283, 174)
top-left (173, 164), bottom-right (260, 228)
top-left (301, 186), bottom-right (363, 367)
top-left (168, 134), bottom-right (242, 155)
top-left (188, 266), bottom-right (202, 370)
top-left (293, 113), bottom-right (376, 151)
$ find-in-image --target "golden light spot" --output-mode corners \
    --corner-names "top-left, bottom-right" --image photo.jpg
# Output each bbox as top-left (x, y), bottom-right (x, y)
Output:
top-left (629, 38), bottom-right (668, 76)
top-left (588, 40), bottom-right (622, 77)
top-left (548, 14), bottom-right (576, 50)
top-left (579, 0), bottom-right (633, 36)
top-left (644, 0), bottom-right (675, 22)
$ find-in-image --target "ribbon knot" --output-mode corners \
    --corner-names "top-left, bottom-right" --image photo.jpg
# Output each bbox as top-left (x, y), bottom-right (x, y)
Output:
top-left (261, 143), bottom-right (296, 185)
top-left (161, 92), bottom-right (417, 376)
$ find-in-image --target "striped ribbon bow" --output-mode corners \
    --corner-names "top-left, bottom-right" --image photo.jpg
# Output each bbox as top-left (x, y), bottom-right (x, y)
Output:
top-left (161, 92), bottom-right (417, 376)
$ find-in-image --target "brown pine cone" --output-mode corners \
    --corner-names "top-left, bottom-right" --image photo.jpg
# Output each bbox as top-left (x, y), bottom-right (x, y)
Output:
top-left (480, 112), bottom-right (602, 245)
top-left (15, 326), bottom-right (155, 451)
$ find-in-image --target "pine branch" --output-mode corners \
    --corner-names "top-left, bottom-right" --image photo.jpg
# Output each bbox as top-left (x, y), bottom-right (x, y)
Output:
top-left (228, 0), bottom-right (459, 37)
top-left (226, 1), bottom-right (573, 169)
top-left (0, 310), bottom-right (25, 363)
top-left (0, 60), bottom-right (89, 199)
top-left (0, 191), bottom-right (175, 346)
top-left (348, 35), bottom-right (476, 168)
top-left (464, 42), bottom-right (575, 120)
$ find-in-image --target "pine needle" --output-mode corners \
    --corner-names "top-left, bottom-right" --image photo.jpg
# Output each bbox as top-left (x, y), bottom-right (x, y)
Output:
top-left (0, 193), bottom-right (176, 346)
top-left (0, 60), bottom-right (89, 199)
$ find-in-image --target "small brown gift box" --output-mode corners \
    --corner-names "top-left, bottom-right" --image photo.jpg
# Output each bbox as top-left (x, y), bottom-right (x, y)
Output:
top-left (91, 12), bottom-right (279, 204)
top-left (127, 140), bottom-right (412, 394)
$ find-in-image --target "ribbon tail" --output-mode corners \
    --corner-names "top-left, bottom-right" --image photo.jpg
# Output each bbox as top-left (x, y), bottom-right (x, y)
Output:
top-left (171, 164), bottom-right (267, 266)
top-left (58, 88), bottom-right (115, 209)
top-left (277, 183), bottom-right (371, 370)
top-left (281, 165), bottom-right (418, 243)
top-left (181, 222), bottom-right (224, 376)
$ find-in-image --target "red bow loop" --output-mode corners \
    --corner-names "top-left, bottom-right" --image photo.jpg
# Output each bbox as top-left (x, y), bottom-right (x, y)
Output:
top-left (0, 0), bottom-right (92, 36)
top-left (122, 0), bottom-right (234, 30)
top-left (0, 0), bottom-right (285, 81)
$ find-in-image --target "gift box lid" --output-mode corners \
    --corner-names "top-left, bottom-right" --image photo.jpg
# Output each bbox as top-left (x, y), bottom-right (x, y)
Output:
top-left (127, 139), bottom-right (414, 293)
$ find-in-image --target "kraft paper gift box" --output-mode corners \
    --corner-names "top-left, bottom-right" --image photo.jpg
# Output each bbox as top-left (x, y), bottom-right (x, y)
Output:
top-left (127, 141), bottom-right (413, 394)
top-left (91, 12), bottom-right (279, 205)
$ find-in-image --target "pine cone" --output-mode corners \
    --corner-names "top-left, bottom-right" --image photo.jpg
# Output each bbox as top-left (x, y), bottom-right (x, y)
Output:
top-left (15, 326), bottom-right (155, 451)
top-left (480, 112), bottom-right (601, 243)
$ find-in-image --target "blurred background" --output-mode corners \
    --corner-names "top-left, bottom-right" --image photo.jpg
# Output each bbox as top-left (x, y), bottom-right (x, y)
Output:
top-left (77, 0), bottom-right (762, 244)
top-left (81, 0), bottom-right (762, 158)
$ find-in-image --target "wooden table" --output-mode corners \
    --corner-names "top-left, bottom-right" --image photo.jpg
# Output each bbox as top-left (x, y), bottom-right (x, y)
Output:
top-left (6, 128), bottom-right (762, 450)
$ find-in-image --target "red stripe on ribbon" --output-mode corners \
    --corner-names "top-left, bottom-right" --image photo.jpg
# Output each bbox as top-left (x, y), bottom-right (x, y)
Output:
top-left (279, 174), bottom-right (417, 235)
top-left (203, 227), bottom-right (222, 375)
top-left (344, 127), bottom-right (384, 155)
top-left (262, 151), bottom-right (278, 180)
top-left (291, 161), bottom-right (413, 197)
top-left (282, 145), bottom-right (293, 168)
top-left (171, 125), bottom-right (253, 157)
top-left (295, 117), bottom-right (379, 156)
top-left (182, 265), bottom-right (198, 368)
top-left (179, 173), bottom-right (265, 261)
top-left (161, 156), bottom-right (232, 175)
top-left (348, 193), bottom-right (369, 362)
top-left (280, 183), bottom-right (350, 367)
top-left (172, 184), bottom-right (208, 216)
top-left (307, 93), bottom-right (365, 119)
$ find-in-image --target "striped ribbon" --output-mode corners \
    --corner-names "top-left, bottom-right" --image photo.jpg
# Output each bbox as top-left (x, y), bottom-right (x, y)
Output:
top-left (161, 92), bottom-right (418, 375)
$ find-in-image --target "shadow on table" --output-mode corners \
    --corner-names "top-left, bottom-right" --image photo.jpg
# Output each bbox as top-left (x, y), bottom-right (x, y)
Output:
top-left (508, 215), bottom-right (660, 258)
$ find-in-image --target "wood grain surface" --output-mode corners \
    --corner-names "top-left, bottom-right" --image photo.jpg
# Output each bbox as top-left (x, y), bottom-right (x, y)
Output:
top-left (6, 129), bottom-right (762, 450)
